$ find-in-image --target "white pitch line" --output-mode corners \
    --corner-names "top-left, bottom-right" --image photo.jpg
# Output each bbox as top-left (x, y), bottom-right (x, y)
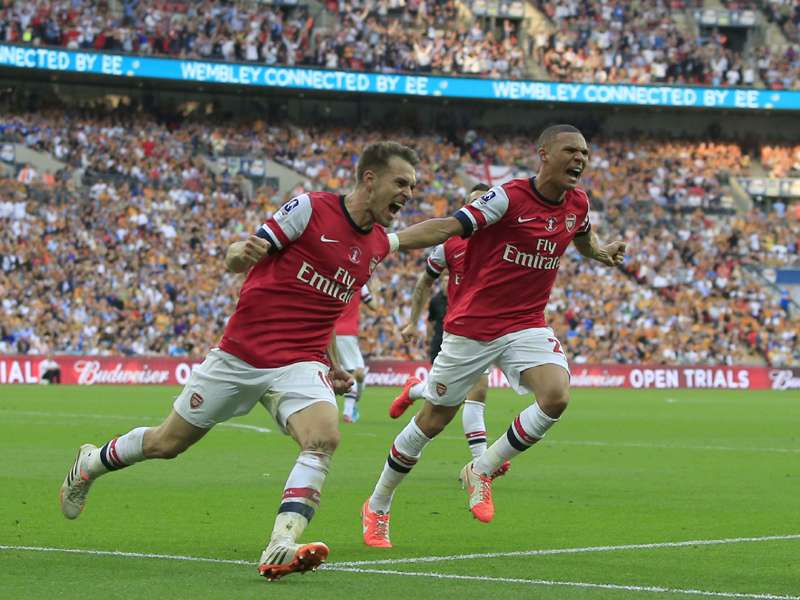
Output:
top-left (547, 440), bottom-right (800, 454)
top-left (1, 544), bottom-right (797, 600)
top-left (1, 410), bottom-right (271, 433)
top-left (1, 409), bottom-right (159, 421)
top-left (333, 534), bottom-right (800, 567)
top-left (328, 566), bottom-right (800, 600)
top-left (0, 544), bottom-right (251, 566)
top-left (3, 409), bottom-right (798, 453)
top-left (221, 423), bottom-right (272, 433)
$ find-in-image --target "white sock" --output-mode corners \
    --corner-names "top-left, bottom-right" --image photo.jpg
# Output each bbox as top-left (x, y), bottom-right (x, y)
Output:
top-left (88, 427), bottom-right (149, 478)
top-left (343, 379), bottom-right (359, 417)
top-left (369, 418), bottom-right (431, 513)
top-left (271, 451), bottom-right (330, 544)
top-left (474, 403), bottom-right (558, 476)
top-left (409, 380), bottom-right (426, 399)
top-left (462, 400), bottom-right (487, 459)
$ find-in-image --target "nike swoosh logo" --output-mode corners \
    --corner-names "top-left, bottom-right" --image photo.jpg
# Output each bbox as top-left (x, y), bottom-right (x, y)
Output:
top-left (517, 216), bottom-right (536, 223)
top-left (453, 252), bottom-right (465, 258)
top-left (320, 235), bottom-right (339, 243)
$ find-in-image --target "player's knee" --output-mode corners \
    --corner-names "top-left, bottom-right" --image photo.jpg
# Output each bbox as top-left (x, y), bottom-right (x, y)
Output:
top-left (537, 387), bottom-right (570, 418)
top-left (353, 368), bottom-right (365, 383)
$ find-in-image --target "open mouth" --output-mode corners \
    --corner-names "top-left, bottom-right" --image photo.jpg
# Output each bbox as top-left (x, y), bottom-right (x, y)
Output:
top-left (389, 201), bottom-right (405, 214)
top-left (566, 167), bottom-right (583, 179)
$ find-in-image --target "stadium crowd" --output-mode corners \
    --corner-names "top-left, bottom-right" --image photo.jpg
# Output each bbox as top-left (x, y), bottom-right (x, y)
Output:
top-left (532, 0), bottom-right (799, 89)
top-left (761, 143), bottom-right (800, 177)
top-left (1, 0), bottom-right (798, 85)
top-left (0, 111), bottom-right (798, 367)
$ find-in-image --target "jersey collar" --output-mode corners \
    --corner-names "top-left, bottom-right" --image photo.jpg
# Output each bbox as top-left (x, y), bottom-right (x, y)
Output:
top-left (340, 195), bottom-right (373, 234)
top-left (528, 177), bottom-right (566, 206)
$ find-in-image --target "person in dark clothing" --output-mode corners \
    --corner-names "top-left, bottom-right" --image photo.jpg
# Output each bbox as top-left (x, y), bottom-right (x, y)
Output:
top-left (427, 288), bottom-right (448, 362)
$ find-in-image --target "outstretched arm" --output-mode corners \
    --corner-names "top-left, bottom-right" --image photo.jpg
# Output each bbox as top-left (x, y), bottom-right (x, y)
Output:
top-left (395, 216), bottom-right (464, 251)
top-left (572, 230), bottom-right (626, 267)
top-left (400, 271), bottom-right (437, 341)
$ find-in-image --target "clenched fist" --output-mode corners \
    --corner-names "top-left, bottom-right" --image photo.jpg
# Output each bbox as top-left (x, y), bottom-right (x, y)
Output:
top-left (225, 235), bottom-right (270, 272)
top-left (329, 364), bottom-right (355, 395)
top-left (598, 241), bottom-right (627, 267)
top-left (400, 322), bottom-right (417, 342)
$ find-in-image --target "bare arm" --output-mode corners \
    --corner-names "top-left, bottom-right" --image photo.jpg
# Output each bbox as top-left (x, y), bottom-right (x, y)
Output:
top-left (364, 295), bottom-right (379, 311)
top-left (225, 235), bottom-right (271, 273)
top-left (572, 230), bottom-right (627, 267)
top-left (396, 216), bottom-right (465, 251)
top-left (400, 271), bottom-right (436, 340)
top-left (364, 281), bottom-right (379, 311)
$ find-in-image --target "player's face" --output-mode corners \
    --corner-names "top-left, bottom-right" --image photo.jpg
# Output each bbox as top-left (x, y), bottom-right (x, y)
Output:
top-left (365, 156), bottom-right (417, 227)
top-left (539, 132), bottom-right (589, 190)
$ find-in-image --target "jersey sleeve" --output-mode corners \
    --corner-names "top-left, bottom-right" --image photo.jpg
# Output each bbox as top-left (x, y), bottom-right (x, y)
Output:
top-left (256, 193), bottom-right (313, 251)
top-left (425, 244), bottom-right (447, 279)
top-left (360, 284), bottom-right (373, 304)
top-left (453, 185), bottom-right (510, 237)
top-left (575, 205), bottom-right (592, 236)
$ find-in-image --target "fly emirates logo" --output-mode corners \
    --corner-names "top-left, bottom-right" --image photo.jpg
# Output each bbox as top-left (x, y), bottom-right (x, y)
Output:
top-left (296, 261), bottom-right (357, 303)
top-left (502, 239), bottom-right (560, 270)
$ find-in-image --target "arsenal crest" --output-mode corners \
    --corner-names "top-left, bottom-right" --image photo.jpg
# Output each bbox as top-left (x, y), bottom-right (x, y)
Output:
top-left (190, 392), bottom-right (204, 409)
top-left (566, 213), bottom-right (576, 231)
top-left (435, 382), bottom-right (447, 396)
top-left (545, 216), bottom-right (558, 231)
top-left (348, 246), bottom-right (362, 264)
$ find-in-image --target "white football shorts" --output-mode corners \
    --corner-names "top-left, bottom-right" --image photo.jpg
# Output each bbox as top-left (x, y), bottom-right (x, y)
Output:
top-left (173, 348), bottom-right (336, 433)
top-left (335, 335), bottom-right (365, 371)
top-left (424, 327), bottom-right (570, 407)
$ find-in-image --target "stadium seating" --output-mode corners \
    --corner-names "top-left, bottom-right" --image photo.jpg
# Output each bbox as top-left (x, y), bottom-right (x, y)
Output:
top-left (1, 111), bottom-right (797, 366)
top-left (1, 0), bottom-right (797, 86)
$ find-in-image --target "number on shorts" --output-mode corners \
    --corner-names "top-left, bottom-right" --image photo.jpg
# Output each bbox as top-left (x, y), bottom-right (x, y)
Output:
top-left (547, 337), bottom-right (563, 354)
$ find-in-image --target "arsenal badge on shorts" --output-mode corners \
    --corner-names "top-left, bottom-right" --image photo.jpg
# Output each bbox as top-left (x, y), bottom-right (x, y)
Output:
top-left (435, 382), bottom-right (447, 396)
top-left (190, 392), bottom-right (204, 409)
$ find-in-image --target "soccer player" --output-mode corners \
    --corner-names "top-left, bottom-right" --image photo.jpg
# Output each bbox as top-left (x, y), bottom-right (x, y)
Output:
top-left (390, 184), bottom-right (509, 477)
top-left (335, 283), bottom-right (379, 423)
top-left (58, 141), bottom-right (420, 579)
top-left (361, 125), bottom-right (626, 547)
top-left (38, 354), bottom-right (61, 384)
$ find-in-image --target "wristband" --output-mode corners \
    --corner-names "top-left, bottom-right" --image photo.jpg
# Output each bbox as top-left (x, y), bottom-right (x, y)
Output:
top-left (388, 233), bottom-right (400, 253)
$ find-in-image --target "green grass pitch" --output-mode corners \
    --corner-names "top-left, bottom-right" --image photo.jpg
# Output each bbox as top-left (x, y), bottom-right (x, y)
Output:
top-left (1, 385), bottom-right (798, 599)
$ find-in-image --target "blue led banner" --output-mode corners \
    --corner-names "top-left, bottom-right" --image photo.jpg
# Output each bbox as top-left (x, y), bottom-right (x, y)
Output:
top-left (2, 44), bottom-right (799, 111)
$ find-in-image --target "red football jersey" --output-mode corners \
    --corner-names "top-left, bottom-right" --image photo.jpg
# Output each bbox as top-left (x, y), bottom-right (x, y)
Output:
top-left (425, 236), bottom-right (469, 307)
top-left (445, 178), bottom-right (591, 341)
top-left (335, 284), bottom-right (373, 336)
top-left (220, 193), bottom-right (389, 368)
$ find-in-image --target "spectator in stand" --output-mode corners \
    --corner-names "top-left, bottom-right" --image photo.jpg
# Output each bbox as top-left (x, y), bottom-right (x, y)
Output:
top-left (761, 144), bottom-right (800, 177)
top-left (534, 0), bottom-right (799, 89)
top-left (39, 354), bottom-right (62, 384)
top-left (3, 0), bottom-right (798, 86)
top-left (1, 109), bottom-right (797, 367)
